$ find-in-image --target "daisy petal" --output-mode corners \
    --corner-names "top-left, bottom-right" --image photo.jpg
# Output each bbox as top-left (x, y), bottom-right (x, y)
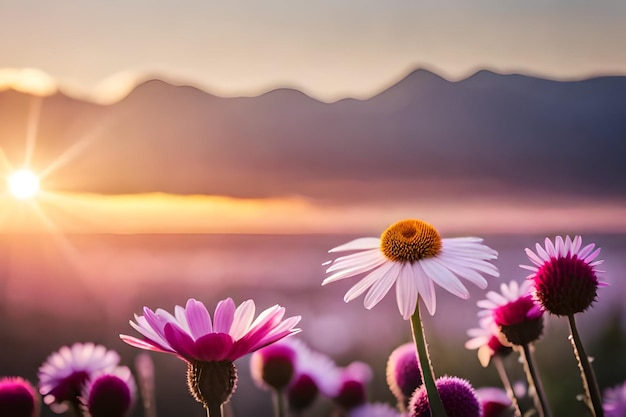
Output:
top-left (364, 263), bottom-right (401, 309)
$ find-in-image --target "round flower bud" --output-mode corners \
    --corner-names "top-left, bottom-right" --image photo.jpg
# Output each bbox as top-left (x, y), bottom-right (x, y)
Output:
top-left (409, 376), bottom-right (480, 417)
top-left (0, 377), bottom-right (39, 417)
top-left (386, 343), bottom-right (422, 406)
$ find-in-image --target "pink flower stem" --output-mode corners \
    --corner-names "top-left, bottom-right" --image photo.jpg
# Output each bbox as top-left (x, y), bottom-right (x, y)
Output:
top-left (567, 314), bottom-right (604, 417)
top-left (492, 355), bottom-right (522, 417)
top-left (410, 299), bottom-right (447, 417)
top-left (519, 344), bottom-right (552, 417)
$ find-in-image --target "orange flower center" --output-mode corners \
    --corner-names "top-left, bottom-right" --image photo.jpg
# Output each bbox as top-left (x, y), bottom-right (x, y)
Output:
top-left (380, 219), bottom-right (442, 262)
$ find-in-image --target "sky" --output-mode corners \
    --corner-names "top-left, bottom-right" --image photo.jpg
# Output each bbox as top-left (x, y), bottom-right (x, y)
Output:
top-left (1, 0), bottom-right (626, 103)
top-left (1, 0), bottom-right (626, 234)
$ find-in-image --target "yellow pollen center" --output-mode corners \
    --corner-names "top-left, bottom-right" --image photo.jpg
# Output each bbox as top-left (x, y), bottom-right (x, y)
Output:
top-left (380, 219), bottom-right (442, 262)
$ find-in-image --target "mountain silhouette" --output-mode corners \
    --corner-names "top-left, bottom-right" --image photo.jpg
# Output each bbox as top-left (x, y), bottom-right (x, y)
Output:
top-left (1, 69), bottom-right (625, 203)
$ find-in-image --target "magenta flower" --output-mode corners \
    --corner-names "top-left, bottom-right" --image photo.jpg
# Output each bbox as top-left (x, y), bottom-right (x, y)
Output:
top-left (521, 235), bottom-right (606, 316)
top-left (121, 298), bottom-right (301, 363)
top-left (0, 377), bottom-right (39, 417)
top-left (333, 362), bottom-right (373, 410)
top-left (285, 339), bottom-right (340, 411)
top-left (477, 280), bottom-right (543, 346)
top-left (121, 298), bottom-right (300, 416)
top-left (83, 367), bottom-right (136, 417)
top-left (250, 338), bottom-right (340, 412)
top-left (38, 342), bottom-right (120, 413)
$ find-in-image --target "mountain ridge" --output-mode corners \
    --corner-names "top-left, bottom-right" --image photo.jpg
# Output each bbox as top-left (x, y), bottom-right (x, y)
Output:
top-left (1, 68), bottom-right (625, 204)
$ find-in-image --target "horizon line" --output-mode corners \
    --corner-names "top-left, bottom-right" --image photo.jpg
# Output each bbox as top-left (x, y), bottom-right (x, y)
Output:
top-left (2, 65), bottom-right (626, 106)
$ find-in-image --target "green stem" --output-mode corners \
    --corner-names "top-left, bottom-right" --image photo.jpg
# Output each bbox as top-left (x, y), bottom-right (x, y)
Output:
top-left (519, 344), bottom-right (552, 417)
top-left (410, 300), bottom-right (447, 417)
top-left (568, 314), bottom-right (604, 417)
top-left (272, 389), bottom-right (286, 417)
top-left (493, 355), bottom-right (522, 417)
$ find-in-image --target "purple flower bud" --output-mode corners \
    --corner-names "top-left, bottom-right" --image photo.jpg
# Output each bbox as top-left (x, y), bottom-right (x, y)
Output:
top-left (386, 343), bottom-right (422, 406)
top-left (409, 376), bottom-right (480, 417)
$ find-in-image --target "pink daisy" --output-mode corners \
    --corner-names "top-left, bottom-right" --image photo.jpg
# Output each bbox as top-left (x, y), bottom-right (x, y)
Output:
top-left (120, 297), bottom-right (301, 363)
top-left (476, 280), bottom-right (543, 346)
top-left (520, 235), bottom-right (607, 316)
top-left (121, 297), bottom-right (300, 414)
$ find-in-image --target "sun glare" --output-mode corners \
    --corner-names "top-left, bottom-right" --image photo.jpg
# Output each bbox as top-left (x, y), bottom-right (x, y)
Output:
top-left (7, 169), bottom-right (40, 199)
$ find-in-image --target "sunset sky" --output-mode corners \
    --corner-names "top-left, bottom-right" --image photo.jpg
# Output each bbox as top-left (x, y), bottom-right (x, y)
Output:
top-left (1, 1), bottom-right (626, 234)
top-left (1, 0), bottom-right (626, 102)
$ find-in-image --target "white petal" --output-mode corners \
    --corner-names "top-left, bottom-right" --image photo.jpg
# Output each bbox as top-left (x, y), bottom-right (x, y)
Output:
top-left (486, 291), bottom-right (509, 305)
top-left (323, 253), bottom-right (386, 285)
top-left (329, 237), bottom-right (380, 253)
top-left (435, 252), bottom-right (489, 288)
top-left (571, 236), bottom-right (582, 254)
top-left (477, 300), bottom-right (499, 309)
top-left (413, 262), bottom-right (437, 315)
top-left (535, 242), bottom-right (550, 261)
top-left (584, 247), bottom-right (601, 263)
top-left (396, 263), bottom-right (418, 320)
top-left (501, 281), bottom-right (517, 300)
top-left (520, 264), bottom-right (538, 272)
top-left (363, 263), bottom-right (401, 309)
top-left (545, 237), bottom-right (557, 257)
top-left (421, 258), bottom-right (469, 299)
top-left (230, 300), bottom-right (256, 340)
top-left (326, 249), bottom-right (384, 272)
top-left (435, 254), bottom-right (499, 277)
top-left (555, 236), bottom-right (565, 257)
top-left (344, 262), bottom-right (394, 302)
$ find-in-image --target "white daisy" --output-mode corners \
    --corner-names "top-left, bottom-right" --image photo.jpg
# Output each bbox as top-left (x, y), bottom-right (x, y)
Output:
top-left (323, 219), bottom-right (499, 319)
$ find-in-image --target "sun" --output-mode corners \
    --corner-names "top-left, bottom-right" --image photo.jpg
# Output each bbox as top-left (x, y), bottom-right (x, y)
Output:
top-left (7, 169), bottom-right (40, 199)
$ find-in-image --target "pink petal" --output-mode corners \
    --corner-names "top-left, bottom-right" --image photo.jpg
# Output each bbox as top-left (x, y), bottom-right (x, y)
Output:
top-left (163, 323), bottom-right (198, 361)
top-left (213, 298), bottom-right (236, 333)
top-left (120, 334), bottom-right (173, 354)
top-left (185, 299), bottom-right (213, 340)
top-left (194, 333), bottom-right (235, 362)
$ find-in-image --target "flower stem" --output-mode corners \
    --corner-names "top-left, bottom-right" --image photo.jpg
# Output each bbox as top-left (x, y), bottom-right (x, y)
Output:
top-left (568, 314), bottom-right (604, 417)
top-left (272, 389), bottom-right (286, 417)
top-left (493, 355), bottom-right (522, 417)
top-left (410, 300), bottom-right (447, 417)
top-left (206, 403), bottom-right (222, 417)
top-left (519, 344), bottom-right (552, 417)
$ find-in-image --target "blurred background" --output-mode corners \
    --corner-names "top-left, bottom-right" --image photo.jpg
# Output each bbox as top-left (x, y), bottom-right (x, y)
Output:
top-left (1, 1), bottom-right (626, 416)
